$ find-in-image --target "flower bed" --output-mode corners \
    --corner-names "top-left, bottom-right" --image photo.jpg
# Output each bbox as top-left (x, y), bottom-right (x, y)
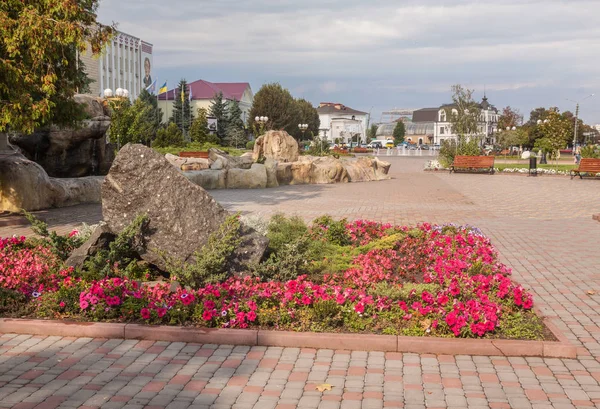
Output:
top-left (0, 217), bottom-right (548, 340)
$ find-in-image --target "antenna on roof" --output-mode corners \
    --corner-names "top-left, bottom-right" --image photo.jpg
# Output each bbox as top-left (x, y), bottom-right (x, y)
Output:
top-left (483, 84), bottom-right (487, 100)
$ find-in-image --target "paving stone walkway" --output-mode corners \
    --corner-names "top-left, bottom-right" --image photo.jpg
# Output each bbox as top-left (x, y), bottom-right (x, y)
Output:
top-left (2, 156), bottom-right (600, 409)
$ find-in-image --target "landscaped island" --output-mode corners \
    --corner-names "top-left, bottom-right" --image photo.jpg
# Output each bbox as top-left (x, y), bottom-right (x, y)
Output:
top-left (0, 214), bottom-right (546, 341)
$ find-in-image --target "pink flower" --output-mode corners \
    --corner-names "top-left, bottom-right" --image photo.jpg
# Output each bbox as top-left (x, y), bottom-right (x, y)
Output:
top-left (157, 308), bottom-right (167, 318)
top-left (80, 300), bottom-right (89, 310)
top-left (68, 230), bottom-right (79, 238)
top-left (59, 301), bottom-right (66, 308)
top-left (247, 311), bottom-right (257, 322)
top-left (140, 308), bottom-right (151, 320)
top-left (354, 302), bottom-right (365, 314)
top-left (202, 310), bottom-right (213, 321)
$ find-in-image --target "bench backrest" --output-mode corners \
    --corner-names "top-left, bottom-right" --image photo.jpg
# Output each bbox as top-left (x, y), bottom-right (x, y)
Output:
top-left (453, 155), bottom-right (494, 167)
top-left (179, 151), bottom-right (209, 158)
top-left (578, 158), bottom-right (600, 172)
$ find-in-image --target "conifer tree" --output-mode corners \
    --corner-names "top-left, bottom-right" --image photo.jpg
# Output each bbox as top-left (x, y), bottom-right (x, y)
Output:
top-left (169, 79), bottom-right (193, 137)
top-left (209, 92), bottom-right (229, 142)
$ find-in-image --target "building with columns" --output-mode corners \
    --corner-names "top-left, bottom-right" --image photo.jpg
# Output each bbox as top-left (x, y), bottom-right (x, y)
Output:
top-left (317, 102), bottom-right (368, 144)
top-left (80, 30), bottom-right (153, 101)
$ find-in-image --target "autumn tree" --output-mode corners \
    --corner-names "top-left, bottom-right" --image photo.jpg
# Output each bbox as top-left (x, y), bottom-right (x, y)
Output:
top-left (0, 0), bottom-right (113, 135)
top-left (445, 85), bottom-right (482, 137)
top-left (498, 106), bottom-right (523, 130)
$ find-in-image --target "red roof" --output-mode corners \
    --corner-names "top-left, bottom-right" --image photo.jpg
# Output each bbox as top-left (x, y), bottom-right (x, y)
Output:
top-left (158, 80), bottom-right (250, 101)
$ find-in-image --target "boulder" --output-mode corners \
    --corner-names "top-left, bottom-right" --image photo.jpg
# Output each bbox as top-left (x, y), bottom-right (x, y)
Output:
top-left (309, 156), bottom-right (349, 184)
top-left (165, 153), bottom-right (187, 169)
top-left (0, 151), bottom-right (102, 212)
top-left (227, 164), bottom-right (267, 189)
top-left (102, 144), bottom-right (267, 272)
top-left (65, 223), bottom-right (114, 270)
top-left (227, 224), bottom-right (270, 275)
top-left (184, 169), bottom-right (227, 190)
top-left (276, 160), bottom-right (313, 185)
top-left (209, 148), bottom-right (253, 170)
top-left (343, 157), bottom-right (391, 182)
top-left (253, 130), bottom-right (299, 163)
top-left (166, 153), bottom-right (212, 172)
top-left (8, 94), bottom-right (113, 177)
top-left (264, 158), bottom-right (279, 188)
top-left (102, 144), bottom-right (230, 270)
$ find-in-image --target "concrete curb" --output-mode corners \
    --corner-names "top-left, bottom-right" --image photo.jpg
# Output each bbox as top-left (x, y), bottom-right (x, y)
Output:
top-left (0, 318), bottom-right (576, 358)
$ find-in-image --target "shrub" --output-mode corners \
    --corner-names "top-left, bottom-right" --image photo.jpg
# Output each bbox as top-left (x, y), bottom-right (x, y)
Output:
top-left (171, 215), bottom-right (242, 288)
top-left (266, 214), bottom-right (308, 255)
top-left (24, 211), bottom-right (85, 260)
top-left (581, 145), bottom-right (600, 158)
top-left (246, 141), bottom-right (255, 150)
top-left (438, 136), bottom-right (482, 168)
top-left (310, 216), bottom-right (350, 246)
top-left (82, 215), bottom-right (149, 281)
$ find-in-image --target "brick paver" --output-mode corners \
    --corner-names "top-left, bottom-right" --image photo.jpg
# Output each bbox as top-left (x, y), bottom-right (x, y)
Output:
top-left (2, 155), bottom-right (600, 408)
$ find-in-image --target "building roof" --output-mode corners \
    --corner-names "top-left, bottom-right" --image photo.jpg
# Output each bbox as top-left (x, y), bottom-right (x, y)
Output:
top-left (317, 102), bottom-right (367, 116)
top-left (159, 80), bottom-right (251, 101)
top-left (412, 108), bottom-right (439, 123)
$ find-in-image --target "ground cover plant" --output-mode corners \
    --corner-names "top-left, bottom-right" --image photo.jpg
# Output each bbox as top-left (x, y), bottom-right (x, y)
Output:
top-left (0, 215), bottom-right (547, 340)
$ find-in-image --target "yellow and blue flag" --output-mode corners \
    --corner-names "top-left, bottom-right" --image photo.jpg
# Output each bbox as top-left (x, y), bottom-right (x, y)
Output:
top-left (158, 81), bottom-right (168, 95)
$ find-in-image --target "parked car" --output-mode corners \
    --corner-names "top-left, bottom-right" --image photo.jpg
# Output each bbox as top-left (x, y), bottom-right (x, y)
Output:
top-left (367, 141), bottom-right (383, 148)
top-left (419, 144), bottom-right (430, 150)
top-left (385, 141), bottom-right (394, 148)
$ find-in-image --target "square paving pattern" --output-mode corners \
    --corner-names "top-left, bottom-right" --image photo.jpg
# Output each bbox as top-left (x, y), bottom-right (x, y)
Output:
top-left (2, 156), bottom-right (600, 409)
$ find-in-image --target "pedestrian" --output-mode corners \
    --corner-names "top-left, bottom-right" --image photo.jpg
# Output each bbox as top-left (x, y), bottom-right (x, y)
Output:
top-left (575, 145), bottom-right (582, 164)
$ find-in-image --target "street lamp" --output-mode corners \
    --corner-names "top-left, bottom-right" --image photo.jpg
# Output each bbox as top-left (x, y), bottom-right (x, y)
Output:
top-left (103, 88), bottom-right (130, 149)
top-left (566, 94), bottom-right (594, 152)
top-left (254, 116), bottom-right (269, 137)
top-left (537, 119), bottom-right (549, 164)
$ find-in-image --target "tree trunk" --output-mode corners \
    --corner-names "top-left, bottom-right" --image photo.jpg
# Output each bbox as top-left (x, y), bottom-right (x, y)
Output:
top-left (0, 133), bottom-right (10, 151)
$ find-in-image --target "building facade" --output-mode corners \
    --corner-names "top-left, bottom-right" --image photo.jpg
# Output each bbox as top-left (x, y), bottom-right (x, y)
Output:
top-left (158, 80), bottom-right (253, 125)
top-left (411, 96), bottom-right (499, 145)
top-left (80, 30), bottom-right (153, 101)
top-left (317, 103), bottom-right (368, 144)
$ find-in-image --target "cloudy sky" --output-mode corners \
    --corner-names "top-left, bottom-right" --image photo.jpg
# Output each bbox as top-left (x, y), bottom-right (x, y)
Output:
top-left (98, 0), bottom-right (600, 124)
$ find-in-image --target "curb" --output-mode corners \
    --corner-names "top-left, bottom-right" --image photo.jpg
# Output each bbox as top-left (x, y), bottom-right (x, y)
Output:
top-left (0, 318), bottom-right (576, 358)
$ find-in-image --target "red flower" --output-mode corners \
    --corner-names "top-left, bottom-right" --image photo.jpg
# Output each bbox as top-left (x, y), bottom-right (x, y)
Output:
top-left (141, 308), bottom-right (151, 320)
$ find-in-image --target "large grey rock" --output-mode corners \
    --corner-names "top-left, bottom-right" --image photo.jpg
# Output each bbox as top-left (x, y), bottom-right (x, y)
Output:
top-left (65, 223), bottom-right (115, 270)
top-left (8, 95), bottom-right (113, 177)
top-left (253, 130), bottom-right (299, 163)
top-left (227, 225), bottom-right (269, 275)
top-left (165, 153), bottom-right (211, 171)
top-left (209, 148), bottom-right (253, 170)
top-left (0, 151), bottom-right (102, 212)
top-left (227, 164), bottom-right (267, 189)
top-left (102, 144), bottom-right (230, 270)
top-left (184, 169), bottom-right (227, 189)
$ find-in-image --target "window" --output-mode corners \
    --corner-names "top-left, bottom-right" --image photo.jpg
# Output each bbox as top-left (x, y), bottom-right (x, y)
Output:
top-left (418, 138), bottom-right (423, 144)
top-left (439, 110), bottom-right (446, 122)
top-left (439, 138), bottom-right (445, 144)
top-left (440, 127), bottom-right (445, 134)
top-left (452, 109), bottom-right (458, 116)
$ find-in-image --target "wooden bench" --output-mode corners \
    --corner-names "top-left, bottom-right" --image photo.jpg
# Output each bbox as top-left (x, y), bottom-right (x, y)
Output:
top-left (571, 158), bottom-right (600, 179)
top-left (450, 155), bottom-right (495, 174)
top-left (179, 151), bottom-right (209, 159)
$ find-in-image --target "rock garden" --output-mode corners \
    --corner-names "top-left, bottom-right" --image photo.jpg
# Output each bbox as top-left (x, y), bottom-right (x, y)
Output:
top-left (0, 144), bottom-right (550, 342)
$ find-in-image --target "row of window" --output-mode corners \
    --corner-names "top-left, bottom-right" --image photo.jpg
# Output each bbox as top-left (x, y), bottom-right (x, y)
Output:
top-left (438, 111), bottom-right (498, 122)
top-left (101, 44), bottom-right (138, 74)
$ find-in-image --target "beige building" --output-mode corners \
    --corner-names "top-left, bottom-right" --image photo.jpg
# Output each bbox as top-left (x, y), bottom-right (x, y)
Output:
top-left (158, 80), bottom-right (253, 124)
top-left (79, 30), bottom-right (153, 101)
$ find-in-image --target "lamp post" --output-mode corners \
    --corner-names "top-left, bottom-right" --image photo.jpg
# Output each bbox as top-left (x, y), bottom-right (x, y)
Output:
top-left (566, 94), bottom-right (594, 152)
top-left (104, 88), bottom-right (129, 150)
top-left (537, 119), bottom-right (549, 164)
top-left (254, 116), bottom-right (269, 137)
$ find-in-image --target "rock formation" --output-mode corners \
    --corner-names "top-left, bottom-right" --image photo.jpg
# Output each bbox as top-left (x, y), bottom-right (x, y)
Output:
top-left (8, 94), bottom-right (114, 177)
top-left (0, 151), bottom-right (102, 212)
top-left (253, 130), bottom-right (299, 163)
top-left (102, 144), bottom-right (267, 271)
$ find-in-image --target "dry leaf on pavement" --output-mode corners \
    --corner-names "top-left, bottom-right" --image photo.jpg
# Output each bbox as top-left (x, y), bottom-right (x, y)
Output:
top-left (316, 383), bottom-right (333, 392)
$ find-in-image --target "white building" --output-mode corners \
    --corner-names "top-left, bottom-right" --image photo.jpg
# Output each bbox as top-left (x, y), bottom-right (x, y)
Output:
top-left (80, 30), bottom-right (153, 101)
top-left (411, 95), bottom-right (499, 145)
top-left (316, 102), bottom-right (368, 144)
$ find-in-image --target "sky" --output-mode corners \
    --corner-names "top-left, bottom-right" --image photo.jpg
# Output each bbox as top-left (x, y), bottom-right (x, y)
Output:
top-left (98, 0), bottom-right (600, 125)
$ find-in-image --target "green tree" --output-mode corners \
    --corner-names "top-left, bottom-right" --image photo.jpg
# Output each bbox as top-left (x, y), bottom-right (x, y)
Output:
top-left (393, 121), bottom-right (406, 145)
top-left (189, 107), bottom-right (217, 144)
top-left (209, 92), bottom-right (229, 142)
top-left (224, 99), bottom-right (245, 146)
top-left (169, 79), bottom-right (193, 136)
top-left (0, 0), bottom-right (113, 134)
top-left (152, 122), bottom-right (184, 148)
top-left (438, 135), bottom-right (482, 167)
top-left (138, 89), bottom-right (163, 127)
top-left (528, 107), bottom-right (550, 126)
top-left (107, 99), bottom-right (134, 149)
top-left (367, 124), bottom-right (378, 142)
top-left (534, 110), bottom-right (571, 161)
top-left (293, 98), bottom-right (320, 140)
top-left (445, 85), bottom-right (481, 137)
top-left (248, 83), bottom-right (301, 136)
